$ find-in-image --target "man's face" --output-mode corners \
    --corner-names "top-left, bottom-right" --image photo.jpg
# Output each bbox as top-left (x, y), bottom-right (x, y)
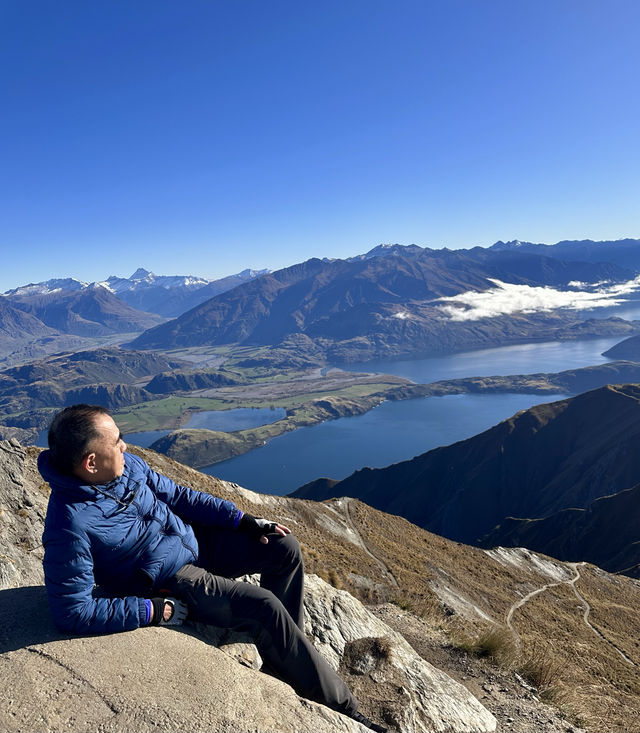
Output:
top-left (85, 414), bottom-right (127, 484)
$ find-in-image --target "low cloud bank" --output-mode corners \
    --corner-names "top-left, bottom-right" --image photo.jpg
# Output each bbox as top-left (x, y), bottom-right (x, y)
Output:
top-left (436, 277), bottom-right (640, 322)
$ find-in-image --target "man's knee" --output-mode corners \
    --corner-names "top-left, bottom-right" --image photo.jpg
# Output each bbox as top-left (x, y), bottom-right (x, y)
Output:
top-left (272, 532), bottom-right (302, 567)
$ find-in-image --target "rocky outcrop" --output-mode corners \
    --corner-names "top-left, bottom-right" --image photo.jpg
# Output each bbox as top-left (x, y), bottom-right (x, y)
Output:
top-left (0, 441), bottom-right (47, 589)
top-left (304, 575), bottom-right (497, 733)
top-left (0, 588), bottom-right (365, 733)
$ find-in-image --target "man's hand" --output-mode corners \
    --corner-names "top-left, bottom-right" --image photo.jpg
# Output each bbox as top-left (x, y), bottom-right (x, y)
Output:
top-left (239, 513), bottom-right (291, 544)
top-left (150, 597), bottom-right (188, 626)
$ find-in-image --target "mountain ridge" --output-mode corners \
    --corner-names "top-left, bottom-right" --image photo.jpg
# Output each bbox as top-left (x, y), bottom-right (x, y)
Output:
top-left (129, 245), bottom-right (633, 358)
top-left (7, 285), bottom-right (165, 337)
top-left (292, 383), bottom-right (640, 560)
top-left (489, 238), bottom-right (640, 270)
top-left (481, 480), bottom-right (640, 576)
top-left (3, 266), bottom-right (270, 318)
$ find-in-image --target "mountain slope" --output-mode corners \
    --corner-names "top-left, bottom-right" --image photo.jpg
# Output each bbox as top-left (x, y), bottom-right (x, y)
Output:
top-left (293, 384), bottom-right (640, 546)
top-left (482, 480), bottom-right (640, 576)
top-left (602, 333), bottom-right (640, 360)
top-left (0, 297), bottom-right (90, 365)
top-left (0, 296), bottom-right (61, 344)
top-left (130, 246), bottom-right (629, 353)
top-left (0, 347), bottom-right (184, 420)
top-left (7, 285), bottom-right (165, 336)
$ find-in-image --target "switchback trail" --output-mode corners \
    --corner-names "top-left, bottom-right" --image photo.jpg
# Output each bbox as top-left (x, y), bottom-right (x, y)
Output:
top-left (566, 562), bottom-right (636, 667)
top-left (506, 561), bottom-right (636, 667)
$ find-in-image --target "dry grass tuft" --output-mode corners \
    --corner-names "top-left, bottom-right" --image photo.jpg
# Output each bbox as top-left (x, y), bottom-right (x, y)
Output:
top-left (391, 593), bottom-right (442, 622)
top-left (316, 567), bottom-right (344, 590)
top-left (452, 626), bottom-right (517, 666)
top-left (517, 642), bottom-right (565, 697)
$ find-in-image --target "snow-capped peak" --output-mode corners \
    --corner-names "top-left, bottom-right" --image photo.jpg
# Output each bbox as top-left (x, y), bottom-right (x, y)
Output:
top-left (4, 278), bottom-right (88, 296)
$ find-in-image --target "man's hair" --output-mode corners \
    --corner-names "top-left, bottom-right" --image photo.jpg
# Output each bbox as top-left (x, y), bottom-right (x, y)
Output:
top-left (48, 404), bottom-right (111, 475)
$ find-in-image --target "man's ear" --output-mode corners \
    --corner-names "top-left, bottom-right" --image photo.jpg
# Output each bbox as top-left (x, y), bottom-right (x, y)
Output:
top-left (79, 452), bottom-right (98, 475)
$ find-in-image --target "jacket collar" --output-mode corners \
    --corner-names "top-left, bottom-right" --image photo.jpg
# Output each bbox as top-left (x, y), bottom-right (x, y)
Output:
top-left (38, 450), bottom-right (135, 502)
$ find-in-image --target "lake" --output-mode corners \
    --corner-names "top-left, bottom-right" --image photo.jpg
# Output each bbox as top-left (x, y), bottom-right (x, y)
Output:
top-left (341, 335), bottom-right (622, 382)
top-left (202, 335), bottom-right (623, 495)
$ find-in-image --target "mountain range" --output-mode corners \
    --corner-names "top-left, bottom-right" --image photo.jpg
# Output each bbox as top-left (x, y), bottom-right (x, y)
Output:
top-left (490, 237), bottom-right (640, 271)
top-left (0, 266), bottom-right (268, 365)
top-left (129, 244), bottom-right (637, 362)
top-left (4, 242), bottom-right (640, 368)
top-left (6, 284), bottom-right (165, 336)
top-left (96, 267), bottom-right (269, 317)
top-left (4, 266), bottom-right (269, 318)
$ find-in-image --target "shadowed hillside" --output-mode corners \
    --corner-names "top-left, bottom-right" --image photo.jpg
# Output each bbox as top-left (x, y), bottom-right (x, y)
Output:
top-left (482, 481), bottom-right (640, 576)
top-left (293, 384), bottom-right (640, 548)
top-left (0, 348), bottom-right (184, 431)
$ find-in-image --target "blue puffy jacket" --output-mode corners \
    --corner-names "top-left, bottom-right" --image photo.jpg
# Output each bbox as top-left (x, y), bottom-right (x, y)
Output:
top-left (39, 450), bottom-right (243, 635)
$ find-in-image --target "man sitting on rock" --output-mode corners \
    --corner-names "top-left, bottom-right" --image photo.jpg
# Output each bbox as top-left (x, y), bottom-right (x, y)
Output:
top-left (39, 404), bottom-right (387, 733)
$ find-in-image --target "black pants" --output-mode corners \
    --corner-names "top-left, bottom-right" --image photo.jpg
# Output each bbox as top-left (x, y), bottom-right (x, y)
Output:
top-left (164, 528), bottom-right (358, 716)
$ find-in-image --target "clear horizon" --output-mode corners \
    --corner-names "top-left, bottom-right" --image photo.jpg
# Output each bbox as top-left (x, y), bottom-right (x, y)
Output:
top-left (2, 1), bottom-right (639, 292)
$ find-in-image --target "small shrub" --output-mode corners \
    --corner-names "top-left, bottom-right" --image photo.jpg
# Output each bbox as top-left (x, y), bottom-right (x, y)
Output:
top-left (342, 636), bottom-right (394, 675)
top-left (370, 635), bottom-right (393, 661)
top-left (391, 596), bottom-right (415, 613)
top-left (452, 626), bottom-right (516, 666)
top-left (328, 568), bottom-right (343, 589)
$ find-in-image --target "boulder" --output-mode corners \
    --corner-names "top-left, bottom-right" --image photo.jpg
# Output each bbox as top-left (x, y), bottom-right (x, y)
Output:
top-left (304, 575), bottom-right (497, 733)
top-left (0, 441), bottom-right (47, 590)
top-left (0, 586), bottom-right (364, 733)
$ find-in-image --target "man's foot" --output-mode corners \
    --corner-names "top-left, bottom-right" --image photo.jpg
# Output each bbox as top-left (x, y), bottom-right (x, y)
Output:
top-left (350, 710), bottom-right (388, 732)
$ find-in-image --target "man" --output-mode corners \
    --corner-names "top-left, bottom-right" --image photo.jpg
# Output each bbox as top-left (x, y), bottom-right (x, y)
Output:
top-left (39, 404), bottom-right (387, 733)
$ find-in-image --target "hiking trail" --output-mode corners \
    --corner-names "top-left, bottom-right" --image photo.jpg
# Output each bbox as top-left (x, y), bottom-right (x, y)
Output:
top-left (506, 560), bottom-right (635, 667)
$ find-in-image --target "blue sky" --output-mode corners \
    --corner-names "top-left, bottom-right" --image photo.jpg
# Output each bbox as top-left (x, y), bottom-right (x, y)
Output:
top-left (1, 0), bottom-right (639, 291)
